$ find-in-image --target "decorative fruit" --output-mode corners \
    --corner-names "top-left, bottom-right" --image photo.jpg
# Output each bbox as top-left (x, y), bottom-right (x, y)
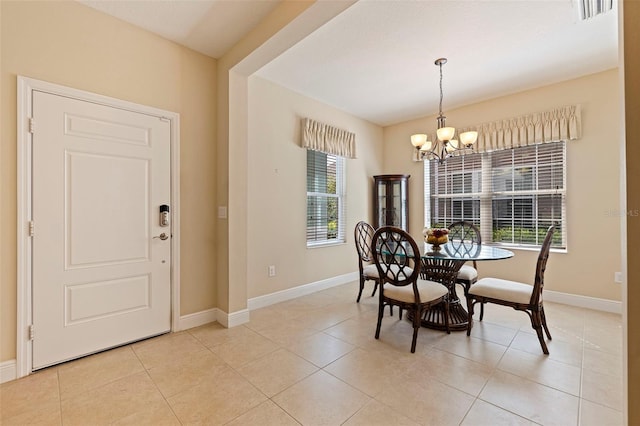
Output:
top-left (423, 228), bottom-right (449, 245)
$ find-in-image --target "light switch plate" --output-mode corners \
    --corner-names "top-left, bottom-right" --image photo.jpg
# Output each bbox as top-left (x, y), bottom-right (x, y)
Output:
top-left (218, 206), bottom-right (227, 219)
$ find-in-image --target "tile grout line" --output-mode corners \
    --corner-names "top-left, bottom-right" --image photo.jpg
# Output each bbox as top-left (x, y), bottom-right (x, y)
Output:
top-left (577, 321), bottom-right (587, 426)
top-left (458, 331), bottom-right (512, 425)
top-left (130, 343), bottom-right (184, 425)
top-left (56, 368), bottom-right (64, 426)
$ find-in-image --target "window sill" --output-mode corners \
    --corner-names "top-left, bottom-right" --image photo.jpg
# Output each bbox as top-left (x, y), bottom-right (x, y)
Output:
top-left (307, 241), bottom-right (347, 249)
top-left (489, 243), bottom-right (567, 254)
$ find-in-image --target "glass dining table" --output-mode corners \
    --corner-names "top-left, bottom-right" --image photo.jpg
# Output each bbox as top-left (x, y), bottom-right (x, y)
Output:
top-left (416, 241), bottom-right (514, 331)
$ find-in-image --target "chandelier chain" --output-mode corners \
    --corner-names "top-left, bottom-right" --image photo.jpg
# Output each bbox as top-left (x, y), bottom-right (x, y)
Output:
top-left (410, 57), bottom-right (478, 163)
top-left (438, 61), bottom-right (444, 117)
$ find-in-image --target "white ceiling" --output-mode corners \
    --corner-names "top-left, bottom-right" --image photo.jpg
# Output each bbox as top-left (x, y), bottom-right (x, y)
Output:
top-left (79, 0), bottom-right (618, 127)
top-left (80, 0), bottom-right (281, 58)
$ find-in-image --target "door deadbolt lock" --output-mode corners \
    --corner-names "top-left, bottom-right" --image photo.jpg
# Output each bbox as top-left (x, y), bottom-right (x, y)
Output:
top-left (153, 233), bottom-right (169, 240)
top-left (159, 205), bottom-right (170, 227)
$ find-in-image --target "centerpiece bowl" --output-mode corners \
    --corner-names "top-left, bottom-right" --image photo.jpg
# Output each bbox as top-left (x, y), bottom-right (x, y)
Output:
top-left (423, 228), bottom-right (449, 252)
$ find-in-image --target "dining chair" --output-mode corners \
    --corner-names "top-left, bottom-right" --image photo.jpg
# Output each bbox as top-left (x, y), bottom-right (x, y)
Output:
top-left (372, 226), bottom-right (449, 353)
top-left (354, 221), bottom-right (380, 302)
top-left (447, 221), bottom-right (481, 297)
top-left (466, 225), bottom-right (555, 354)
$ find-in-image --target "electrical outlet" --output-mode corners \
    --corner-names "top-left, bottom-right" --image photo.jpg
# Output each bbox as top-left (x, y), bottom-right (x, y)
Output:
top-left (614, 271), bottom-right (622, 283)
top-left (268, 265), bottom-right (276, 277)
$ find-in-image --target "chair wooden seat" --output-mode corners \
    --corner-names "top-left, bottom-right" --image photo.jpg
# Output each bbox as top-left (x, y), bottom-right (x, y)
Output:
top-left (469, 278), bottom-right (534, 305)
top-left (456, 264), bottom-right (478, 282)
top-left (384, 279), bottom-right (447, 304)
top-left (466, 225), bottom-right (555, 354)
top-left (362, 264), bottom-right (379, 278)
top-left (372, 226), bottom-right (450, 353)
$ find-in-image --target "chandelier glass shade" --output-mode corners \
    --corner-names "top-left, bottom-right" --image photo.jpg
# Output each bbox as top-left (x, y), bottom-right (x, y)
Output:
top-left (411, 58), bottom-right (478, 162)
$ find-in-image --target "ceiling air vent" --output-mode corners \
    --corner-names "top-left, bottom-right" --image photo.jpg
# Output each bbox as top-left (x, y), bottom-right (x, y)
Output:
top-left (578, 0), bottom-right (613, 20)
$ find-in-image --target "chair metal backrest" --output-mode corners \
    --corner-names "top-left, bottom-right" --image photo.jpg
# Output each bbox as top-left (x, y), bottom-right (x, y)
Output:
top-left (530, 225), bottom-right (555, 305)
top-left (354, 221), bottom-right (375, 263)
top-left (448, 221), bottom-right (481, 270)
top-left (448, 221), bottom-right (481, 245)
top-left (372, 226), bottom-right (421, 289)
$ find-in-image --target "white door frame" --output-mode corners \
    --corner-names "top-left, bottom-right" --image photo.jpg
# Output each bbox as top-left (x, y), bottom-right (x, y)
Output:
top-left (16, 76), bottom-right (181, 378)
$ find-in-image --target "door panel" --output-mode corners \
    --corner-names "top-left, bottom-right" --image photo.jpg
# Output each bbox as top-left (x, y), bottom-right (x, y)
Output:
top-left (66, 151), bottom-right (149, 267)
top-left (32, 91), bottom-right (171, 369)
top-left (65, 275), bottom-right (151, 325)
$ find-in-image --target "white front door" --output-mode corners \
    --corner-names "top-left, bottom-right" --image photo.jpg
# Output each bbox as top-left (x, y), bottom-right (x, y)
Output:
top-left (31, 91), bottom-right (171, 369)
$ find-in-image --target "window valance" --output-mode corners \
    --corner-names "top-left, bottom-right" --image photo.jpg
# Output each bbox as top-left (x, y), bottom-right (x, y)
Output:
top-left (413, 105), bottom-right (581, 161)
top-left (301, 117), bottom-right (356, 158)
top-left (461, 105), bottom-right (581, 153)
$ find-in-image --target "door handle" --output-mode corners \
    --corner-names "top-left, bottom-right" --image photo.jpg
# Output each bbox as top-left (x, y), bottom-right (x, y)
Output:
top-left (153, 233), bottom-right (169, 241)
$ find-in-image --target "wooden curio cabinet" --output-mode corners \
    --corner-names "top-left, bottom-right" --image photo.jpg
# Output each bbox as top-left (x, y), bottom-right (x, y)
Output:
top-left (373, 174), bottom-right (410, 231)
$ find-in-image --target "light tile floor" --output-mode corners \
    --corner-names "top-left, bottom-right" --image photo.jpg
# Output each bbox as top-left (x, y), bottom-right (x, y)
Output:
top-left (0, 281), bottom-right (624, 425)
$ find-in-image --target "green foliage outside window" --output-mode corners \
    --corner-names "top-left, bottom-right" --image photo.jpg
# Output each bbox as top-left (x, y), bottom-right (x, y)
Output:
top-left (492, 226), bottom-right (562, 246)
top-left (430, 222), bottom-right (561, 246)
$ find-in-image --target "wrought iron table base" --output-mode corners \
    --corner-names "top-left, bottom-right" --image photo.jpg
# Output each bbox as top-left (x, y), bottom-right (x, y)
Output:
top-left (419, 298), bottom-right (468, 331)
top-left (407, 242), bottom-right (513, 331)
top-left (414, 257), bottom-right (469, 331)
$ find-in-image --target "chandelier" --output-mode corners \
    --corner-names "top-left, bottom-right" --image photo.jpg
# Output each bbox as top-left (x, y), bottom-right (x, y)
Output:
top-left (411, 58), bottom-right (478, 162)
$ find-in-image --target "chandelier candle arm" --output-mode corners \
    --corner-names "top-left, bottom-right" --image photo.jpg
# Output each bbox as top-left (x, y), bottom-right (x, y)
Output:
top-left (410, 57), bottom-right (476, 162)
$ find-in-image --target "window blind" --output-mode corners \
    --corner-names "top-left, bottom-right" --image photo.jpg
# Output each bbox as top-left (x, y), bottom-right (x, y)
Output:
top-left (428, 153), bottom-right (483, 228)
top-left (425, 141), bottom-right (566, 249)
top-left (491, 142), bottom-right (565, 248)
top-left (306, 150), bottom-right (346, 245)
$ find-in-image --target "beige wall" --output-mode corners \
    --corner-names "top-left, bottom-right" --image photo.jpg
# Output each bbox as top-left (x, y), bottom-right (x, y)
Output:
top-left (216, 1), bottom-right (352, 313)
top-left (246, 76), bottom-right (383, 299)
top-left (0, 1), bottom-right (218, 362)
top-left (215, 1), bottom-right (317, 313)
top-left (384, 69), bottom-right (622, 302)
top-left (623, 0), bottom-right (639, 422)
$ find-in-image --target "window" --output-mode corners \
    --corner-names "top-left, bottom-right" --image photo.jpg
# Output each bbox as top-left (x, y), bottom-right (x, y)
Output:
top-left (426, 141), bottom-right (566, 249)
top-left (307, 150), bottom-right (346, 246)
top-left (428, 153), bottom-right (483, 225)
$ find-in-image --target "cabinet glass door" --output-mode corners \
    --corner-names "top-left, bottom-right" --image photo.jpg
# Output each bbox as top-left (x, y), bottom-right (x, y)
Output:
top-left (376, 182), bottom-right (386, 228)
top-left (373, 175), bottom-right (409, 231)
top-left (390, 180), bottom-right (405, 229)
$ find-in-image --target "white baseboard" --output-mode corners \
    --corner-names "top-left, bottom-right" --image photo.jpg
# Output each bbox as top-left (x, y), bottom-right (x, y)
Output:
top-left (178, 308), bottom-right (217, 331)
top-left (545, 290), bottom-right (621, 314)
top-left (1, 360), bottom-right (17, 384)
top-left (177, 273), bottom-right (357, 330)
top-left (177, 307), bottom-right (250, 330)
top-left (216, 309), bottom-right (250, 328)
top-left (175, 275), bottom-right (619, 335)
top-left (248, 272), bottom-right (358, 310)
